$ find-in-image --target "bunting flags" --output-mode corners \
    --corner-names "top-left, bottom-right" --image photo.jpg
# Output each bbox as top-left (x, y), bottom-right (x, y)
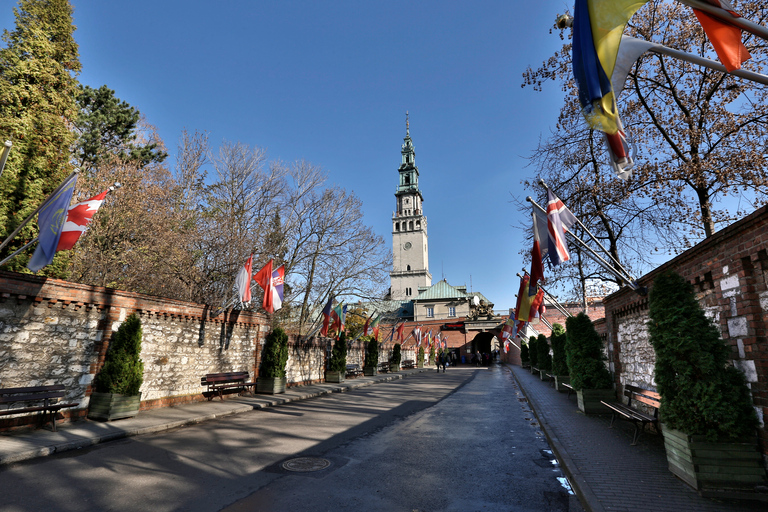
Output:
top-left (693, 0), bottom-right (750, 72)
top-left (235, 254), bottom-right (254, 304)
top-left (28, 174), bottom-right (78, 272)
top-left (546, 189), bottom-right (577, 266)
top-left (56, 189), bottom-right (108, 251)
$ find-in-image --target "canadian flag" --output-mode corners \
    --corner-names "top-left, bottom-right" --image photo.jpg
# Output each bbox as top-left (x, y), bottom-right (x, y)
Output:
top-left (56, 190), bottom-right (108, 251)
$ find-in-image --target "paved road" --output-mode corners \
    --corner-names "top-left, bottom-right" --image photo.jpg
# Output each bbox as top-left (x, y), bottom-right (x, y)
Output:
top-left (0, 366), bottom-right (580, 512)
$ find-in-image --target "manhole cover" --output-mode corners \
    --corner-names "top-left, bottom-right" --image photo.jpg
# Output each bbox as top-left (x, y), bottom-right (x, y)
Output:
top-left (282, 457), bottom-right (331, 472)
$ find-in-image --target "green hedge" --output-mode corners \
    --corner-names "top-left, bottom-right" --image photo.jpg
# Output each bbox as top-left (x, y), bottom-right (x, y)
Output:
top-left (536, 333), bottom-right (552, 372)
top-left (565, 312), bottom-right (611, 390)
top-left (261, 327), bottom-right (289, 379)
top-left (550, 323), bottom-right (568, 376)
top-left (93, 313), bottom-right (144, 395)
top-left (328, 332), bottom-right (347, 372)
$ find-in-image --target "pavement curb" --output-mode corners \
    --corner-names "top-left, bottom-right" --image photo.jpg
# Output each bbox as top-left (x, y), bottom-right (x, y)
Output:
top-left (506, 365), bottom-right (604, 512)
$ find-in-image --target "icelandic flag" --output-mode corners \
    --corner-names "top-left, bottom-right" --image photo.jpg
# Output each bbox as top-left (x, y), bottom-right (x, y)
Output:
top-left (270, 265), bottom-right (285, 311)
top-left (320, 297), bottom-right (334, 337)
top-left (546, 189), bottom-right (577, 266)
top-left (235, 254), bottom-right (254, 303)
top-left (56, 189), bottom-right (108, 251)
top-left (28, 173), bottom-right (78, 272)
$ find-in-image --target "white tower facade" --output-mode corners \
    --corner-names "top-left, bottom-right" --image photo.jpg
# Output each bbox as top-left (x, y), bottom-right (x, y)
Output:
top-left (390, 115), bottom-right (431, 301)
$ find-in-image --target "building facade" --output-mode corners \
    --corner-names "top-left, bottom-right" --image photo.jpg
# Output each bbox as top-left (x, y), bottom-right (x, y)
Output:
top-left (390, 115), bottom-right (431, 300)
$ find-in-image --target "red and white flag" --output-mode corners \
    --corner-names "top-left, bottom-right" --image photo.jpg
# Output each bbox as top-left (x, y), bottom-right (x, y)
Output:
top-left (546, 189), bottom-right (577, 266)
top-left (56, 190), bottom-right (108, 251)
top-left (235, 254), bottom-right (253, 303)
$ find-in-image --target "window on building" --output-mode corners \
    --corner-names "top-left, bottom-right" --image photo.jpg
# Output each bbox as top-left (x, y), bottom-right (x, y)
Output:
top-left (395, 222), bottom-right (400, 231)
top-left (407, 265), bottom-right (411, 271)
top-left (427, 307), bottom-right (434, 318)
top-left (448, 307), bottom-right (456, 317)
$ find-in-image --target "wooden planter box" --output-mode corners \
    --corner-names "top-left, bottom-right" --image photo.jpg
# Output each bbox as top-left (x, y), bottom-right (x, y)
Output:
top-left (576, 388), bottom-right (614, 415)
top-left (363, 366), bottom-right (377, 376)
top-left (662, 425), bottom-right (767, 496)
top-left (88, 392), bottom-right (141, 421)
top-left (390, 363), bottom-right (401, 372)
top-left (325, 371), bottom-right (345, 383)
top-left (417, 360), bottom-right (424, 368)
top-left (553, 376), bottom-right (571, 392)
top-left (256, 377), bottom-right (286, 394)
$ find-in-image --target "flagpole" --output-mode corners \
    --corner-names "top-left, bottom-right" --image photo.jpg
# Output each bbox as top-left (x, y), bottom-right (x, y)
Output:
top-left (538, 180), bottom-right (638, 285)
top-left (0, 170), bottom-right (79, 254)
top-left (527, 196), bottom-right (639, 290)
top-left (0, 237), bottom-right (37, 267)
top-left (0, 140), bottom-right (11, 180)
top-left (676, 0), bottom-right (768, 42)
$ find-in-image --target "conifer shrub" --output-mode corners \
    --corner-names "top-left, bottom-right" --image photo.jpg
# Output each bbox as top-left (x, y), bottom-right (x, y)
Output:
top-left (528, 335), bottom-right (539, 367)
top-left (418, 346), bottom-right (425, 365)
top-left (536, 333), bottom-right (552, 371)
top-left (261, 327), bottom-right (289, 379)
top-left (391, 343), bottom-right (402, 367)
top-left (364, 336), bottom-right (379, 368)
top-left (550, 323), bottom-right (568, 376)
top-left (93, 313), bottom-right (144, 395)
top-left (565, 312), bottom-right (612, 390)
top-left (648, 270), bottom-right (758, 441)
top-left (520, 340), bottom-right (530, 363)
top-left (428, 346), bottom-right (435, 364)
top-left (328, 332), bottom-right (347, 373)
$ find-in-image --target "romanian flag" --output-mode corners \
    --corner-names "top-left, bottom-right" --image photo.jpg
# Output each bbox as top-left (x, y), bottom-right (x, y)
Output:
top-left (692, 0), bottom-right (750, 72)
top-left (573, 0), bottom-right (649, 134)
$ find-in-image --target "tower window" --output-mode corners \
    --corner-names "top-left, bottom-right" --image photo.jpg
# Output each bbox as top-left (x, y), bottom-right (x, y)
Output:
top-left (405, 175), bottom-right (410, 185)
top-left (395, 222), bottom-right (400, 231)
top-left (407, 265), bottom-right (411, 271)
top-left (409, 221), bottom-right (414, 230)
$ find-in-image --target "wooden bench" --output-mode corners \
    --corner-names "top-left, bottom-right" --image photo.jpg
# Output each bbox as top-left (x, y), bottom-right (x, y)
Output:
top-left (401, 359), bottom-right (415, 369)
top-left (600, 384), bottom-right (661, 445)
top-left (0, 385), bottom-right (79, 432)
top-left (561, 382), bottom-right (575, 399)
top-left (201, 372), bottom-right (255, 401)
top-left (345, 364), bottom-right (362, 378)
top-left (378, 362), bottom-right (390, 374)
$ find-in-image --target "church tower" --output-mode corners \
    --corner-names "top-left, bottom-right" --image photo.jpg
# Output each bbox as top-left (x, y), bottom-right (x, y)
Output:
top-left (390, 113), bottom-right (431, 301)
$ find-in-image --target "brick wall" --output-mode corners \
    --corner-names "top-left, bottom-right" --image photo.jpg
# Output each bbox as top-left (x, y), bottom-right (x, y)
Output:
top-left (603, 205), bottom-right (768, 456)
top-left (0, 271), bottom-right (341, 429)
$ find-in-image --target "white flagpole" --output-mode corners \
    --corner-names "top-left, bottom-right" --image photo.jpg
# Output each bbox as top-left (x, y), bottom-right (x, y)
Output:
top-left (677, 0), bottom-right (768, 42)
top-left (0, 140), bottom-right (11, 180)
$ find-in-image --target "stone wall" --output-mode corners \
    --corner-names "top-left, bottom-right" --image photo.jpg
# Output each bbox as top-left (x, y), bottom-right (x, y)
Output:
top-left (604, 205), bottom-right (768, 456)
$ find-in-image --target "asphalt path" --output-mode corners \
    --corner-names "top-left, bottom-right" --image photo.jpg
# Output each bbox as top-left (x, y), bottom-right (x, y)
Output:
top-left (0, 365), bottom-right (581, 512)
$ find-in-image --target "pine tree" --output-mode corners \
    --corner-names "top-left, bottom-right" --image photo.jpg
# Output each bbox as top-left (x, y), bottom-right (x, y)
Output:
top-left (649, 270), bottom-right (758, 441)
top-left (0, 0), bottom-right (80, 274)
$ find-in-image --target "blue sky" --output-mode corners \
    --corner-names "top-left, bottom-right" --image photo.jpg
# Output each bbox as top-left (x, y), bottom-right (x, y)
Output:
top-left (2, 0), bottom-right (571, 310)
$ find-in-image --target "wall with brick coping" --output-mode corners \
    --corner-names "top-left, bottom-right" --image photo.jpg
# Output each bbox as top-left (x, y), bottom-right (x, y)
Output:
top-left (604, 205), bottom-right (768, 457)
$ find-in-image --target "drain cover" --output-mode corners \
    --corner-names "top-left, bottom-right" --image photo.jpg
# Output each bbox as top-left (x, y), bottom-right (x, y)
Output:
top-left (282, 457), bottom-right (331, 472)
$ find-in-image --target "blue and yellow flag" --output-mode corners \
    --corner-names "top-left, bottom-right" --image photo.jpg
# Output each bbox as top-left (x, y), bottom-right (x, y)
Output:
top-left (573, 0), bottom-right (649, 134)
top-left (28, 174), bottom-right (78, 272)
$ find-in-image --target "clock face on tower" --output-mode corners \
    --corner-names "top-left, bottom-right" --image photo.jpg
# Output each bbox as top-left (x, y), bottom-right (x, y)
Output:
top-left (404, 242), bottom-right (412, 250)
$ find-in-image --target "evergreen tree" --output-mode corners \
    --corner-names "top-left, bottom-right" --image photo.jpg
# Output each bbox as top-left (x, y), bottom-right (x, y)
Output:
top-left (364, 336), bottom-right (378, 368)
top-left (520, 340), bottom-right (530, 364)
top-left (93, 313), bottom-right (144, 395)
top-left (528, 335), bottom-right (539, 367)
top-left (74, 84), bottom-right (167, 172)
top-left (649, 270), bottom-right (758, 441)
top-left (391, 343), bottom-right (401, 367)
top-left (260, 327), bottom-right (289, 379)
top-left (328, 331), bottom-right (347, 373)
top-left (0, 0), bottom-right (80, 274)
top-left (565, 313), bottom-right (612, 390)
top-left (550, 323), bottom-right (568, 376)
top-left (536, 333), bottom-right (551, 372)
top-left (417, 346), bottom-right (424, 366)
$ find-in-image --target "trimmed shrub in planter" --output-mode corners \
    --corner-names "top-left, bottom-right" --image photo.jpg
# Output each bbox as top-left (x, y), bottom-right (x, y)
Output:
top-left (565, 312), bottom-right (613, 414)
top-left (528, 335), bottom-right (539, 370)
top-left (536, 333), bottom-right (552, 378)
top-left (417, 346), bottom-right (425, 368)
top-left (257, 327), bottom-right (289, 394)
top-left (550, 323), bottom-right (570, 392)
top-left (428, 346), bottom-right (435, 366)
top-left (520, 340), bottom-right (530, 366)
top-left (326, 332), bottom-right (347, 383)
top-left (89, 313), bottom-right (144, 421)
top-left (390, 343), bottom-right (402, 371)
top-left (649, 270), bottom-right (765, 493)
top-left (364, 336), bottom-right (379, 375)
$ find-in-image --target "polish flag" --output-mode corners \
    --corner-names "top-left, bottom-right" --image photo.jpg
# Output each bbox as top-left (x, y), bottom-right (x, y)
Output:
top-left (56, 190), bottom-right (108, 251)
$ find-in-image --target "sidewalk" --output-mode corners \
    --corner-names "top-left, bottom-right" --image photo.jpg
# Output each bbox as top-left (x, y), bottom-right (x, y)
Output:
top-left (0, 368), bottom-right (429, 466)
top-left (508, 364), bottom-right (765, 512)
